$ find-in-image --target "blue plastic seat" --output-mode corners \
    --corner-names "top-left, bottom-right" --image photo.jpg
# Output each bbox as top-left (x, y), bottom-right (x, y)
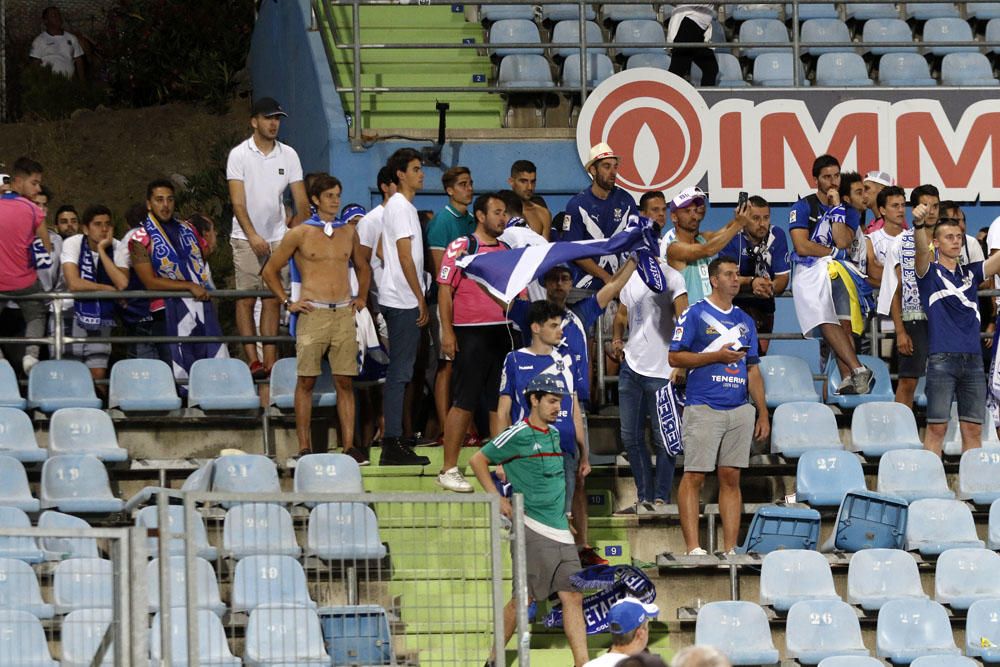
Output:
top-left (626, 52), bottom-right (671, 69)
top-left (816, 52), bottom-right (874, 86)
top-left (48, 408), bottom-right (128, 463)
top-left (223, 503), bottom-right (301, 560)
top-left (760, 356), bottom-right (820, 408)
top-left (107, 358), bottom-right (181, 411)
top-left (906, 2), bottom-right (961, 20)
top-left (0, 557), bottom-right (53, 618)
top-left (753, 52), bottom-right (810, 86)
top-left (294, 453), bottom-right (364, 502)
top-left (0, 609), bottom-right (57, 666)
top-left (0, 408), bottom-right (45, 463)
top-left (760, 549), bottom-right (839, 612)
top-left (771, 402), bottom-right (842, 458)
top-left (990, 498), bottom-right (1000, 549)
top-left (846, 3), bottom-right (900, 20)
top-left (959, 448), bottom-right (1000, 504)
top-left (966, 598), bottom-right (1000, 662)
top-left (150, 609), bottom-right (241, 667)
top-left (60, 608), bottom-right (112, 667)
top-left (985, 18), bottom-right (1000, 53)
top-left (877, 449), bottom-right (954, 502)
top-left (864, 18), bottom-right (918, 54)
top-left (603, 4), bottom-right (658, 22)
top-left (911, 657), bottom-right (979, 667)
top-left (851, 401), bottom-right (923, 457)
top-left (942, 52), bottom-right (999, 85)
top-left (738, 505), bottom-right (821, 554)
top-left (26, 360), bottom-right (101, 412)
top-left (187, 359), bottom-right (259, 411)
top-left (148, 555), bottom-right (226, 616)
top-left (817, 658), bottom-right (885, 667)
top-left (232, 555), bottom-right (317, 613)
top-left (801, 19), bottom-right (853, 55)
top-left (489, 19), bottom-right (544, 56)
top-left (696, 53), bottom-right (749, 86)
top-left (614, 19), bottom-right (665, 56)
top-left (53, 557), bottom-right (112, 614)
top-left (541, 3), bottom-right (596, 21)
top-left (39, 455), bottom-right (123, 514)
top-left (134, 505), bottom-right (216, 560)
top-left (934, 547), bottom-right (1000, 609)
top-left (551, 20), bottom-right (604, 57)
top-left (498, 54), bottom-right (556, 88)
top-left (832, 490), bottom-right (908, 552)
top-left (245, 604), bottom-right (330, 666)
top-left (320, 605), bottom-right (395, 666)
top-left (906, 498), bottom-right (984, 555)
top-left (848, 548), bottom-right (927, 611)
top-left (308, 502), bottom-right (387, 560)
top-left (0, 361), bottom-right (25, 410)
top-left (212, 454), bottom-right (280, 503)
top-left (968, 3), bottom-right (1000, 20)
top-left (944, 402), bottom-right (1000, 455)
top-left (562, 53), bottom-right (615, 87)
top-left (879, 53), bottom-right (937, 85)
top-left (0, 456), bottom-right (39, 513)
top-left (796, 449), bottom-right (866, 507)
top-left (0, 508), bottom-right (43, 563)
top-left (37, 511), bottom-right (98, 560)
top-left (877, 598), bottom-right (959, 663)
top-left (786, 599), bottom-right (868, 664)
top-left (269, 358), bottom-right (337, 410)
top-left (923, 17), bottom-right (976, 55)
top-left (480, 4), bottom-right (535, 21)
top-left (731, 4), bottom-right (782, 20)
top-left (785, 2), bottom-right (839, 20)
top-left (695, 601), bottom-right (780, 665)
top-left (739, 18), bottom-right (790, 59)
top-left (827, 356), bottom-right (894, 408)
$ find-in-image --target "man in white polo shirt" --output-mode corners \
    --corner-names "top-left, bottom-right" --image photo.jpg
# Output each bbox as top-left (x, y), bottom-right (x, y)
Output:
top-left (227, 97), bottom-right (309, 379)
top-left (29, 6), bottom-right (84, 80)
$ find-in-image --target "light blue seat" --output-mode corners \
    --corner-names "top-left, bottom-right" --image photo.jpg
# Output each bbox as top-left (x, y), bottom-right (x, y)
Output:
top-left (562, 53), bottom-right (615, 87)
top-left (696, 53), bottom-right (748, 86)
top-left (911, 658), bottom-right (979, 667)
top-left (541, 3), bottom-right (596, 21)
top-left (212, 454), bottom-right (280, 504)
top-left (294, 453), bottom-right (364, 502)
top-left (969, 3), bottom-right (1000, 20)
top-left (732, 4), bottom-right (782, 20)
top-left (0, 609), bottom-right (57, 666)
top-left (785, 2), bottom-right (839, 20)
top-left (0, 361), bottom-right (25, 410)
top-left (148, 556), bottom-right (226, 616)
top-left (966, 598), bottom-right (1000, 662)
top-left (818, 658), bottom-right (885, 667)
top-left (0, 456), bottom-right (39, 513)
top-left (480, 4), bottom-right (535, 21)
top-left (934, 547), bottom-right (1000, 609)
top-left (614, 19), bottom-right (665, 56)
top-left (187, 359), bottom-right (259, 411)
top-left (771, 402), bottom-right (842, 458)
top-left (879, 53), bottom-right (937, 85)
top-left (753, 52), bottom-right (810, 86)
top-left (37, 511), bottom-right (98, 561)
top-left (816, 52), bottom-right (874, 86)
top-left (48, 408), bottom-right (127, 463)
top-left (914, 375), bottom-right (927, 408)
top-left (489, 19), bottom-right (544, 56)
top-left (134, 505), bottom-right (216, 560)
top-left (831, 490), bottom-right (908, 552)
top-left (39, 455), bottom-right (123, 514)
top-left (107, 358), bottom-right (181, 411)
top-left (944, 402), bottom-right (1000, 455)
top-left (602, 4), bottom-right (657, 22)
top-left (0, 558), bottom-right (53, 618)
top-left (877, 598), bottom-right (960, 663)
top-left (877, 449), bottom-right (955, 502)
top-left (739, 18), bottom-right (789, 59)
top-left (985, 18), bottom-right (1000, 54)
top-left (827, 355), bottom-right (893, 408)
top-left (739, 505), bottom-right (821, 553)
top-left (990, 498), bottom-right (1000, 549)
top-left (760, 355), bottom-right (820, 408)
top-left (308, 502), bottom-right (387, 560)
top-left (551, 20), bottom-right (604, 57)
top-left (760, 549), bottom-right (839, 612)
top-left (150, 609), bottom-right (241, 667)
top-left (499, 54), bottom-right (555, 88)
top-left (959, 448), bottom-right (1000, 504)
top-left (905, 498), bottom-right (984, 555)
top-left (864, 18), bottom-right (918, 54)
top-left (851, 401), bottom-right (922, 457)
top-left (801, 19), bottom-right (853, 55)
top-left (60, 608), bottom-right (112, 667)
top-left (796, 449), bottom-right (866, 507)
top-left (786, 599), bottom-right (868, 664)
top-left (269, 357), bottom-right (335, 409)
top-left (26, 360), bottom-right (101, 412)
top-left (906, 2), bottom-right (961, 19)
top-left (320, 605), bottom-right (395, 666)
top-left (846, 3), bottom-right (899, 20)
top-left (223, 503), bottom-right (301, 560)
top-left (0, 509), bottom-right (43, 563)
top-left (942, 52), bottom-right (999, 85)
top-left (245, 604), bottom-right (330, 667)
top-left (848, 548), bottom-right (927, 611)
top-left (53, 557), bottom-right (112, 614)
top-left (231, 555), bottom-right (317, 613)
top-left (0, 408), bottom-right (45, 463)
top-left (695, 601), bottom-right (779, 665)
top-left (922, 17), bottom-right (976, 55)
top-left (626, 52), bottom-right (670, 69)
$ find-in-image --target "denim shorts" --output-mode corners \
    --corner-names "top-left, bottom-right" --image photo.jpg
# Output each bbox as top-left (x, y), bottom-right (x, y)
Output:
top-left (925, 352), bottom-right (987, 424)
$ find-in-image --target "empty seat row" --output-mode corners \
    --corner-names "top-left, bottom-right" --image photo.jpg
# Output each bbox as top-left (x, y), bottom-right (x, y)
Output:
top-left (0, 557), bottom-right (111, 617)
top-left (0, 407), bottom-right (127, 463)
top-left (0, 454), bottom-right (123, 515)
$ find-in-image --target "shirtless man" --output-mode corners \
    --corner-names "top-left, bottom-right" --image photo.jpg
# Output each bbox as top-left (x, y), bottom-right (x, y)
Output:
top-left (263, 174), bottom-right (372, 462)
top-left (508, 160), bottom-right (552, 240)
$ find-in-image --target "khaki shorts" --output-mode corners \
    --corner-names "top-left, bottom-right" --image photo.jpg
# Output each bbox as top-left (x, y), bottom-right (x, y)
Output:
top-left (232, 238), bottom-right (288, 291)
top-left (681, 403), bottom-right (755, 472)
top-left (295, 307), bottom-right (358, 377)
top-left (517, 526), bottom-right (580, 600)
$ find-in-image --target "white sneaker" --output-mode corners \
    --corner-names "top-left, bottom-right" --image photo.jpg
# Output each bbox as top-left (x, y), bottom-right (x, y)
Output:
top-left (437, 467), bottom-right (473, 493)
top-left (686, 547), bottom-right (709, 556)
top-left (22, 355), bottom-right (38, 375)
top-left (637, 501), bottom-right (657, 516)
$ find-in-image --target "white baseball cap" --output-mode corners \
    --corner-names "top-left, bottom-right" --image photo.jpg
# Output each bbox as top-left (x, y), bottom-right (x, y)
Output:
top-left (670, 186), bottom-right (708, 212)
top-left (864, 170), bottom-right (894, 187)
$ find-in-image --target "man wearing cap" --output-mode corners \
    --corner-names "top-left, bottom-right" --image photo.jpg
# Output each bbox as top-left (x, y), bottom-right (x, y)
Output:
top-left (863, 170), bottom-right (893, 233)
top-left (227, 97), bottom-right (310, 380)
top-left (584, 597), bottom-right (659, 667)
top-left (561, 143), bottom-right (637, 290)
top-left (469, 373), bottom-right (589, 667)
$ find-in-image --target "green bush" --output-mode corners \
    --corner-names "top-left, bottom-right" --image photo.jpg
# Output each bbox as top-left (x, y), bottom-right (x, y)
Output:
top-left (19, 64), bottom-right (107, 120)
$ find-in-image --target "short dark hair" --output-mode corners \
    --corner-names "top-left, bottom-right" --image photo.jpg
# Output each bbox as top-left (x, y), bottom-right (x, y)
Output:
top-left (441, 166), bottom-right (471, 191)
top-left (386, 148), bottom-right (422, 185)
top-left (42, 6), bottom-right (59, 20)
top-left (55, 205), bottom-right (78, 219)
top-left (811, 154), bottom-right (840, 178)
top-left (876, 185), bottom-right (906, 211)
top-left (748, 195), bottom-right (769, 209)
top-left (708, 256), bottom-right (738, 279)
top-left (303, 172), bottom-right (328, 191)
top-left (938, 200), bottom-right (961, 218)
top-left (146, 179), bottom-right (175, 201)
top-left (909, 183), bottom-right (940, 208)
top-left (376, 165), bottom-right (394, 191)
top-left (81, 204), bottom-right (112, 226)
top-left (12, 157), bottom-right (43, 178)
top-left (527, 299), bottom-right (565, 328)
top-left (639, 191), bottom-right (665, 212)
top-left (839, 170), bottom-right (862, 199)
top-left (308, 174), bottom-right (343, 202)
top-left (472, 192), bottom-right (503, 218)
top-left (124, 202), bottom-right (146, 228)
top-left (510, 160), bottom-right (537, 177)
top-left (496, 189), bottom-right (523, 217)
top-left (37, 185), bottom-right (53, 200)
top-left (187, 213), bottom-right (214, 237)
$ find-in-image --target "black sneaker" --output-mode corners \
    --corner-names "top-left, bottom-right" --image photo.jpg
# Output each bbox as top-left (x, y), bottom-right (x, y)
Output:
top-left (344, 446), bottom-right (370, 467)
top-left (379, 437), bottom-right (431, 466)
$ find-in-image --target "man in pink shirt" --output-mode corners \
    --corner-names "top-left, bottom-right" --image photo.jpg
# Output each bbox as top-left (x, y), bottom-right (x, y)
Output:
top-left (0, 157), bottom-right (52, 374)
top-left (436, 192), bottom-right (513, 492)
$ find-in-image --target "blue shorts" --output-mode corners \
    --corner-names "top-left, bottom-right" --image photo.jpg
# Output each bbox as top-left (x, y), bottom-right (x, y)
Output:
top-left (925, 352), bottom-right (986, 424)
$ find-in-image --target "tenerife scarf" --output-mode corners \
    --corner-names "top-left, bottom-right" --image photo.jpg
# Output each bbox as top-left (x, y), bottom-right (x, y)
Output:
top-left (655, 381), bottom-right (686, 456)
top-left (287, 213), bottom-right (349, 337)
top-left (74, 239), bottom-right (115, 330)
top-left (543, 564), bottom-right (657, 634)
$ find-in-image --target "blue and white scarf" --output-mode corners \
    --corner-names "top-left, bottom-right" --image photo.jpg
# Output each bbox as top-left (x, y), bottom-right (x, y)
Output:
top-left (74, 238), bottom-right (116, 330)
top-left (655, 381), bottom-right (685, 456)
top-left (544, 564), bottom-right (657, 634)
top-left (288, 213), bottom-right (349, 336)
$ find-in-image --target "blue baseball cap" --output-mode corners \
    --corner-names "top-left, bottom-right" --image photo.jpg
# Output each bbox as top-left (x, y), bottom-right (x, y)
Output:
top-left (340, 204), bottom-right (367, 223)
top-left (609, 597), bottom-right (659, 634)
top-left (525, 374), bottom-right (569, 396)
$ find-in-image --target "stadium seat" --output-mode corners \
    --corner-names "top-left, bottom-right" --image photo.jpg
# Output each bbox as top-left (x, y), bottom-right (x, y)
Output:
top-left (294, 453), bottom-right (364, 500)
top-left (37, 511), bottom-right (98, 560)
top-left (831, 490), bottom-right (909, 551)
top-left (911, 658), bottom-right (979, 667)
top-left (817, 658), bottom-right (885, 667)
top-left (0, 557), bottom-right (53, 618)
top-left (864, 18), bottom-right (918, 54)
top-left (877, 598), bottom-right (960, 663)
top-left (941, 52), bottom-right (999, 85)
top-left (760, 549), bottom-right (839, 612)
top-left (906, 498), bottom-right (984, 555)
top-left (796, 449), bottom-right (866, 507)
top-left (845, 3), bottom-right (900, 20)
top-left (785, 2), bottom-right (839, 20)
top-left (541, 3), bottom-right (597, 21)
top-left (231, 555), bottom-right (317, 613)
top-left (966, 598), bottom-right (1000, 662)
top-left (0, 609), bottom-right (57, 666)
top-left (551, 20), bottom-right (604, 58)
top-left (0, 361), bottom-right (25, 410)
top-left (307, 502), bottom-right (387, 560)
top-left (245, 604), bottom-right (330, 666)
top-left (60, 608), bottom-right (112, 667)
top-left (827, 356), bottom-right (893, 408)
top-left (991, 498), bottom-right (1000, 549)
top-left (150, 609), bottom-right (241, 667)
top-left (320, 605), bottom-right (395, 666)
top-left (738, 19), bottom-right (790, 59)
top-left (968, 3), bottom-right (1000, 20)
top-left (53, 557), bottom-right (113, 614)
top-left (731, 4), bottom-right (782, 20)
top-left (498, 55), bottom-right (556, 88)
top-left (480, 4), bottom-right (535, 21)
top-left (489, 19), bottom-right (544, 57)
top-left (187, 359), bottom-right (259, 411)
top-left (934, 547), bottom-right (1000, 609)
top-left (923, 18), bottom-right (976, 55)
top-left (212, 453), bottom-right (280, 506)
top-left (848, 548), bottom-right (927, 610)
top-left (48, 408), bottom-right (128, 462)
top-left (562, 53), bottom-right (616, 87)
top-left (134, 505), bottom-right (217, 560)
top-left (738, 505), bottom-right (821, 554)
top-left (39, 455), bottom-right (124, 514)
top-left (944, 402), bottom-right (1000, 455)
top-left (269, 357), bottom-right (336, 410)
top-left (602, 4), bottom-right (658, 22)
top-left (692, 53), bottom-right (747, 86)
top-left (614, 20), bottom-right (665, 56)
top-left (626, 53), bottom-right (670, 69)
top-left (816, 52), bottom-right (874, 85)
top-left (771, 402), bottom-right (842, 458)
top-left (850, 401), bottom-right (923, 456)
top-left (0, 508), bottom-right (44, 563)
top-left (0, 456), bottom-right (39, 513)
top-left (147, 556), bottom-right (226, 616)
top-left (959, 448), bottom-right (1000, 504)
top-left (223, 503), bottom-right (301, 560)
top-left (753, 52), bottom-right (810, 85)
top-left (786, 599), bottom-right (869, 664)
top-left (877, 449), bottom-right (954, 502)
top-left (801, 19), bottom-right (853, 55)
top-left (760, 356), bottom-right (820, 407)
top-left (906, 2), bottom-right (961, 20)
top-left (0, 408), bottom-right (45, 463)
top-left (879, 53), bottom-right (938, 85)
top-left (107, 358), bottom-right (181, 412)
top-left (695, 601), bottom-right (780, 665)
top-left (26, 360), bottom-right (101, 412)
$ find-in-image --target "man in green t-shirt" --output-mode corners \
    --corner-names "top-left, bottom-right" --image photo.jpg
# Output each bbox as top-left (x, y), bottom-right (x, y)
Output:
top-left (469, 374), bottom-right (588, 667)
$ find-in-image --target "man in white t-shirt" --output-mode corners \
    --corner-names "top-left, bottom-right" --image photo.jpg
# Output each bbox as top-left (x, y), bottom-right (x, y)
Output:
top-left (582, 597), bottom-right (659, 667)
top-left (227, 97), bottom-right (309, 379)
top-left (29, 6), bottom-right (84, 80)
top-left (356, 165), bottom-right (397, 307)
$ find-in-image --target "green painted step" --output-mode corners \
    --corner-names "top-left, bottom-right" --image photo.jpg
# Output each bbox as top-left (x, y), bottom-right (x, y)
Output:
top-left (357, 72), bottom-right (490, 87)
top-left (328, 4), bottom-right (473, 29)
top-left (338, 62), bottom-right (491, 77)
top-left (334, 47), bottom-right (481, 63)
top-left (332, 26), bottom-right (484, 42)
top-left (361, 110), bottom-right (503, 130)
top-left (359, 92), bottom-right (499, 107)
